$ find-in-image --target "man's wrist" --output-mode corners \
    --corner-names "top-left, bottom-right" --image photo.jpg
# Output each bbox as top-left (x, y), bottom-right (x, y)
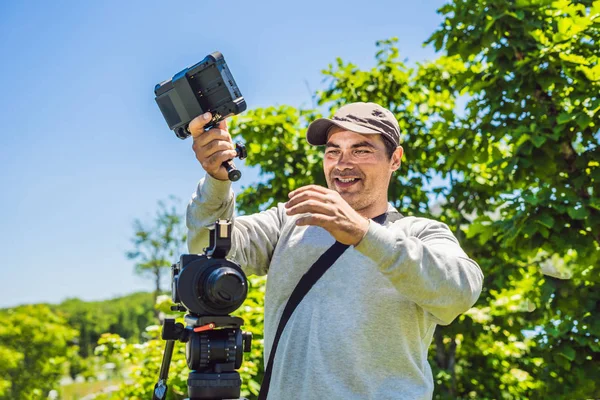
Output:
top-left (202, 173), bottom-right (233, 202)
top-left (352, 218), bottom-right (371, 247)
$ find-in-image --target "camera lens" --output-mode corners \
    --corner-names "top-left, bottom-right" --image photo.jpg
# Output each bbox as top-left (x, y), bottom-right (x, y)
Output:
top-left (204, 267), bottom-right (246, 306)
top-left (177, 255), bottom-right (248, 316)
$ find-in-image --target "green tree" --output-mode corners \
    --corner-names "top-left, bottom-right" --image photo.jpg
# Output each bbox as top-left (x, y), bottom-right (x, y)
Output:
top-left (54, 292), bottom-right (155, 357)
top-left (0, 304), bottom-right (78, 399)
top-left (127, 197), bottom-right (187, 303)
top-left (426, 0), bottom-right (600, 397)
top-left (229, 107), bottom-right (326, 214)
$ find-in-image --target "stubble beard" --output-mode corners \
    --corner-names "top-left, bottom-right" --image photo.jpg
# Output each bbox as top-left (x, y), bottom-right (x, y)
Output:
top-left (330, 180), bottom-right (376, 213)
top-left (326, 170), bottom-right (379, 213)
top-left (343, 191), bottom-right (376, 213)
top-left (328, 175), bottom-right (390, 216)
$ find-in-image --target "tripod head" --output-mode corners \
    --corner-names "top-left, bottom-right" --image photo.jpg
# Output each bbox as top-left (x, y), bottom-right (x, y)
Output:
top-left (153, 315), bottom-right (252, 400)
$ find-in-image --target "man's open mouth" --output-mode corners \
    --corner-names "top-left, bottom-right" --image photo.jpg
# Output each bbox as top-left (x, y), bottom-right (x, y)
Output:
top-left (334, 177), bottom-right (361, 188)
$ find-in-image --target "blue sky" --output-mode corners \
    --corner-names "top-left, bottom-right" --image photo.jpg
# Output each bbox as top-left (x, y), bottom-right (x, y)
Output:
top-left (0, 0), bottom-right (447, 307)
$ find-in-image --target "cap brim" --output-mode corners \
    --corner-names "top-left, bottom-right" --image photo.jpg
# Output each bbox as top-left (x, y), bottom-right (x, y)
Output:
top-left (306, 118), bottom-right (381, 146)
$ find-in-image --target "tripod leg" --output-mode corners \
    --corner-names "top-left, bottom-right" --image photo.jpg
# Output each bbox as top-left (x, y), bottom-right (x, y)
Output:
top-left (153, 340), bottom-right (175, 400)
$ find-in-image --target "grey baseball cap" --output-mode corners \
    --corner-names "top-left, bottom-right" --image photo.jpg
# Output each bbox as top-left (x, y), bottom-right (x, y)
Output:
top-left (306, 102), bottom-right (400, 146)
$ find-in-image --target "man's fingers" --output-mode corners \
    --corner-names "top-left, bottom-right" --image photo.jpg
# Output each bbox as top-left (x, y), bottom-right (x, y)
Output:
top-left (289, 185), bottom-right (330, 198)
top-left (217, 119), bottom-right (228, 131)
top-left (285, 190), bottom-right (329, 209)
top-left (295, 213), bottom-right (334, 227)
top-left (198, 139), bottom-right (235, 159)
top-left (193, 128), bottom-right (232, 148)
top-left (201, 149), bottom-right (238, 171)
top-left (189, 112), bottom-right (213, 138)
top-left (188, 114), bottom-right (235, 181)
top-left (190, 115), bottom-right (229, 139)
top-left (288, 185), bottom-right (332, 199)
top-left (286, 200), bottom-right (334, 217)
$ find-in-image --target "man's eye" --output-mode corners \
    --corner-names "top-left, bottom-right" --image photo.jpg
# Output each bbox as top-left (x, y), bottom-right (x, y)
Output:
top-left (326, 150), bottom-right (340, 155)
top-left (355, 149), bottom-right (370, 154)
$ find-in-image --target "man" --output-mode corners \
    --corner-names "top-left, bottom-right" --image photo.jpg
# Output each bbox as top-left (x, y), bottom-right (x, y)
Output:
top-left (186, 102), bottom-right (483, 399)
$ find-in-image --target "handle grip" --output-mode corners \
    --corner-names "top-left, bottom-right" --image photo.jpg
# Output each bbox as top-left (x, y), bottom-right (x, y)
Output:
top-left (222, 160), bottom-right (241, 182)
top-left (221, 142), bottom-right (247, 182)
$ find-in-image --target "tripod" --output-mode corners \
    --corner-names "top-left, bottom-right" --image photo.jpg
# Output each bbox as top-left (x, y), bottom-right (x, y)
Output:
top-left (153, 315), bottom-right (252, 400)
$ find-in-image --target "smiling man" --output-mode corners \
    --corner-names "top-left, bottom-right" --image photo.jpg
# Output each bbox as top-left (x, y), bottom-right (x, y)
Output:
top-left (186, 102), bottom-right (483, 399)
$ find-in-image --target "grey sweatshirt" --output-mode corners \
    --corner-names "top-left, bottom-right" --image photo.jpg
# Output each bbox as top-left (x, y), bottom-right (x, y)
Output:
top-left (186, 175), bottom-right (484, 400)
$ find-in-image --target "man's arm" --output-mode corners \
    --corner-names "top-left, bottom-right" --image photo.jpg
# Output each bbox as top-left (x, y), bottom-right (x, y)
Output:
top-left (354, 218), bottom-right (483, 325)
top-left (285, 184), bottom-right (482, 324)
top-left (186, 174), bottom-right (284, 276)
top-left (186, 112), bottom-right (285, 276)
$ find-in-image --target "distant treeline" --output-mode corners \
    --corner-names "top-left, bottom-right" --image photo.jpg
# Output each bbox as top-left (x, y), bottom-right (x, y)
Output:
top-left (50, 292), bottom-right (157, 357)
top-left (2, 292), bottom-right (157, 358)
top-left (0, 292), bottom-right (157, 398)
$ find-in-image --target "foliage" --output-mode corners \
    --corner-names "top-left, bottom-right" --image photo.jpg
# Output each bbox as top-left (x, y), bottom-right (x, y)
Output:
top-left (51, 291), bottom-right (156, 358)
top-left (127, 197), bottom-right (187, 301)
top-left (426, 0), bottom-right (600, 397)
top-left (229, 107), bottom-right (326, 214)
top-left (0, 304), bottom-right (78, 399)
top-left (94, 276), bottom-right (267, 400)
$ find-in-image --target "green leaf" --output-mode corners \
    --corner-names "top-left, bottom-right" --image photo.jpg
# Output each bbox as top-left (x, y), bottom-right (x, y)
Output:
top-left (522, 221), bottom-right (538, 236)
top-left (531, 135), bottom-right (547, 147)
top-left (576, 113), bottom-right (592, 130)
top-left (559, 53), bottom-right (589, 65)
top-left (567, 206), bottom-right (590, 220)
top-left (557, 113), bottom-right (572, 124)
top-left (535, 213), bottom-right (555, 229)
top-left (581, 64), bottom-right (600, 82)
top-left (558, 346), bottom-right (576, 362)
top-left (523, 193), bottom-right (540, 205)
top-left (553, 352), bottom-right (572, 370)
top-left (505, 11), bottom-right (525, 21)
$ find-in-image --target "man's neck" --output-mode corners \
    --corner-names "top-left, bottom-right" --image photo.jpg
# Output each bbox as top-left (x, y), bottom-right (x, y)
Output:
top-left (356, 201), bottom-right (390, 220)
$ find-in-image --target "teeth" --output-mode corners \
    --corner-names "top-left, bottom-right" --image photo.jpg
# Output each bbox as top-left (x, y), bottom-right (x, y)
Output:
top-left (337, 178), bottom-right (356, 183)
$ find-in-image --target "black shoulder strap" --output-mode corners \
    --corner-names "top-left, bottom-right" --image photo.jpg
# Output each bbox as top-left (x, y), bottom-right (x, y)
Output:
top-left (257, 209), bottom-right (404, 399)
top-left (372, 209), bottom-right (403, 225)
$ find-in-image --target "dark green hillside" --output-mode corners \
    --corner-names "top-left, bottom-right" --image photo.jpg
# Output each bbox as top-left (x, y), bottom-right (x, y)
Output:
top-left (50, 291), bottom-right (156, 357)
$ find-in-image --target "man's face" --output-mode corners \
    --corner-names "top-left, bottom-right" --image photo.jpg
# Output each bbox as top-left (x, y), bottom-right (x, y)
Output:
top-left (323, 127), bottom-right (402, 213)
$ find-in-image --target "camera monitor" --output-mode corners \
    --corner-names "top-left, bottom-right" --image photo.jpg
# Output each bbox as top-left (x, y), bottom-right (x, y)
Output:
top-left (154, 52), bottom-right (246, 139)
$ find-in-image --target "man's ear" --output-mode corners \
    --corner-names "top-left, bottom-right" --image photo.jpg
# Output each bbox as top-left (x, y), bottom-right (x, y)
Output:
top-left (390, 146), bottom-right (403, 171)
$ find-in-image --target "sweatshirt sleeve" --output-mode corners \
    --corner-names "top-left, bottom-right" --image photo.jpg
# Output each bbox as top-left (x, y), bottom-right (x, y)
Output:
top-left (354, 217), bottom-right (483, 325)
top-left (186, 174), bottom-right (283, 276)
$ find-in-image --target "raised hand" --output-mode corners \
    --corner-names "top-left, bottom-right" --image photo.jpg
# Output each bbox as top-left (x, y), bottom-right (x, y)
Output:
top-left (189, 113), bottom-right (237, 181)
top-left (285, 185), bottom-right (370, 246)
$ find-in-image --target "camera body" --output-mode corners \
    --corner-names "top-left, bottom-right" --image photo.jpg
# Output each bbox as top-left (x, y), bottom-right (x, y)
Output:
top-left (171, 220), bottom-right (248, 316)
top-left (154, 51), bottom-right (247, 139)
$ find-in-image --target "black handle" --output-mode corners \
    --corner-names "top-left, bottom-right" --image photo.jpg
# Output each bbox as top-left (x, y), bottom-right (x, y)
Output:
top-left (221, 142), bottom-right (247, 182)
top-left (222, 160), bottom-right (241, 182)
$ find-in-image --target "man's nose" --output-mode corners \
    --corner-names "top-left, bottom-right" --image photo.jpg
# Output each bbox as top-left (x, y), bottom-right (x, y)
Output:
top-left (335, 151), bottom-right (354, 170)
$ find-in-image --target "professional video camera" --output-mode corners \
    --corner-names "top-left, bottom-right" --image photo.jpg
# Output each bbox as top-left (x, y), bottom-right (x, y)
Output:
top-left (152, 220), bottom-right (253, 400)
